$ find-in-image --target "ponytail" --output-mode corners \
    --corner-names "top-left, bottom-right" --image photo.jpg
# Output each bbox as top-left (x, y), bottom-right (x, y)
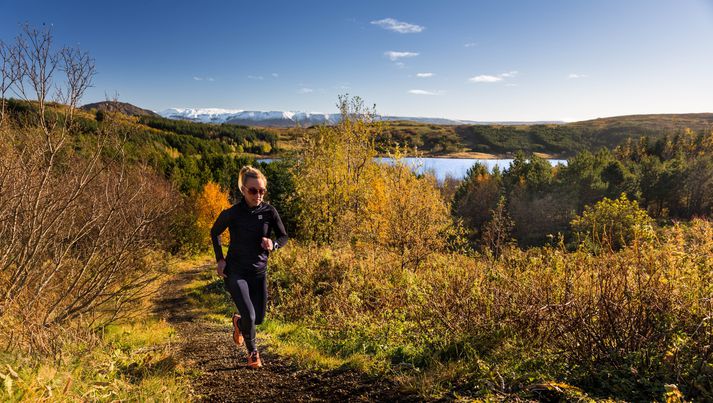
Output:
top-left (238, 165), bottom-right (267, 189)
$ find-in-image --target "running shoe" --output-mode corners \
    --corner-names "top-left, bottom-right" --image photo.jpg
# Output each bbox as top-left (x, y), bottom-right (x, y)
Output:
top-left (232, 313), bottom-right (244, 346)
top-left (247, 351), bottom-right (263, 368)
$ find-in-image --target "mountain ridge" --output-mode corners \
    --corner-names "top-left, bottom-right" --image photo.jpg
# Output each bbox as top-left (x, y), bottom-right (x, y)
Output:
top-left (157, 107), bottom-right (565, 127)
top-left (79, 101), bottom-right (713, 132)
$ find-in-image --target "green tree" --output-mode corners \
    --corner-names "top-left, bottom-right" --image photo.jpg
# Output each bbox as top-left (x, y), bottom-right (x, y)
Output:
top-left (452, 163), bottom-right (502, 242)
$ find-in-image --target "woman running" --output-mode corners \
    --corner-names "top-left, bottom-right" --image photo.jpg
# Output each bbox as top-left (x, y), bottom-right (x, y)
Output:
top-left (210, 165), bottom-right (288, 368)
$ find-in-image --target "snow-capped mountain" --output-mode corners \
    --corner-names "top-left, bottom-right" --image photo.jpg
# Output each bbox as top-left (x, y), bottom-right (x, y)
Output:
top-left (158, 107), bottom-right (564, 127)
top-left (159, 108), bottom-right (342, 127)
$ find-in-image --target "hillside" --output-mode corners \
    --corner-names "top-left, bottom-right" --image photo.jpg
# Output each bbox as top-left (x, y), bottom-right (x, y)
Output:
top-left (4, 98), bottom-right (280, 199)
top-left (377, 113), bottom-right (713, 158)
top-left (81, 101), bottom-right (713, 158)
top-left (81, 100), bottom-right (160, 117)
top-left (568, 112), bottom-right (713, 134)
top-left (219, 112), bottom-right (713, 159)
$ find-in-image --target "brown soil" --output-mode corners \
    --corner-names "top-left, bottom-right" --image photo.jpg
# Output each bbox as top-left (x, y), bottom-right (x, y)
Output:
top-left (154, 265), bottom-right (426, 402)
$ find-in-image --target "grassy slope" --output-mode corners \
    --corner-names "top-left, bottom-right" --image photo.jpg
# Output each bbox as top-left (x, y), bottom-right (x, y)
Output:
top-left (0, 256), bottom-right (213, 402)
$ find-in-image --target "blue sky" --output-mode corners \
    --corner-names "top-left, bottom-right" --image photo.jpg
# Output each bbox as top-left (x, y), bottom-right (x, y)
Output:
top-left (2, 0), bottom-right (713, 121)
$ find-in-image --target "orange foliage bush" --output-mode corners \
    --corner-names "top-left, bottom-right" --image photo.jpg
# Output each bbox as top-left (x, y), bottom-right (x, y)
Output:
top-left (195, 181), bottom-right (231, 245)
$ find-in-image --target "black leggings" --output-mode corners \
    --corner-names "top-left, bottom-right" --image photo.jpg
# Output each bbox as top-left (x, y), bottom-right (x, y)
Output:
top-left (224, 271), bottom-right (267, 353)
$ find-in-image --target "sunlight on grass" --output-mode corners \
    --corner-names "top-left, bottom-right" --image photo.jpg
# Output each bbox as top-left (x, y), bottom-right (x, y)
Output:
top-left (103, 319), bottom-right (176, 350)
top-left (258, 319), bottom-right (374, 372)
top-left (0, 317), bottom-right (190, 401)
top-left (0, 255), bottom-right (210, 402)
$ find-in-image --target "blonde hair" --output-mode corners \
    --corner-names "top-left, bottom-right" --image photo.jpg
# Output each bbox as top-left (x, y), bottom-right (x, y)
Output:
top-left (238, 165), bottom-right (267, 190)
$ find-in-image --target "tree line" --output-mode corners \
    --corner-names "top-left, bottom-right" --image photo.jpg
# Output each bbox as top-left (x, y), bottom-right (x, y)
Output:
top-left (452, 129), bottom-right (713, 249)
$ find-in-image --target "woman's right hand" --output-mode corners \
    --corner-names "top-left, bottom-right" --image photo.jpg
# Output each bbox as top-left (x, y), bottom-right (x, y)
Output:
top-left (217, 259), bottom-right (227, 278)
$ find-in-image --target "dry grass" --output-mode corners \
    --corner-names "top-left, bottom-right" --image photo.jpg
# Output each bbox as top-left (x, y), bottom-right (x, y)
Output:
top-left (0, 256), bottom-right (204, 402)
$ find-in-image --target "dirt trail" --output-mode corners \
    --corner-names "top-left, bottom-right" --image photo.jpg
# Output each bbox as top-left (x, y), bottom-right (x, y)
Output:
top-left (154, 265), bottom-right (424, 402)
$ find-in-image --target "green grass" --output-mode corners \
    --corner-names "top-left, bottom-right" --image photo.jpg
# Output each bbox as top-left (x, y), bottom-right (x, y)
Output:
top-left (0, 318), bottom-right (190, 402)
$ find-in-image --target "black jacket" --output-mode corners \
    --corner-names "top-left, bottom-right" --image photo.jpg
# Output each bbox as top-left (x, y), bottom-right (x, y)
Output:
top-left (210, 198), bottom-right (288, 275)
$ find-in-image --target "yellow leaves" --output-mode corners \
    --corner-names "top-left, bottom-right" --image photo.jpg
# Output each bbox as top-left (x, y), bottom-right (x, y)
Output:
top-left (5, 365), bottom-right (18, 379)
top-left (195, 181), bottom-right (231, 244)
top-left (664, 384), bottom-right (684, 403)
top-left (295, 96), bottom-right (380, 243)
top-left (363, 163), bottom-right (451, 269)
top-left (294, 95), bottom-right (453, 270)
top-left (571, 193), bottom-right (655, 251)
top-left (2, 375), bottom-right (12, 398)
top-left (0, 364), bottom-right (19, 397)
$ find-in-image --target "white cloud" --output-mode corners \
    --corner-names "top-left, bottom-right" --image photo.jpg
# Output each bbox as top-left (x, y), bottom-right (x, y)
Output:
top-left (297, 87), bottom-right (314, 94)
top-left (193, 76), bottom-right (203, 81)
top-left (568, 73), bottom-right (587, 79)
top-left (416, 72), bottom-right (434, 78)
top-left (193, 76), bottom-right (215, 81)
top-left (271, 73), bottom-right (279, 78)
top-left (464, 42), bottom-right (477, 48)
top-left (408, 89), bottom-right (443, 95)
top-left (469, 70), bottom-right (519, 83)
top-left (469, 75), bottom-right (503, 83)
top-left (207, 77), bottom-right (215, 82)
top-left (248, 75), bottom-right (264, 80)
top-left (384, 51), bottom-right (419, 61)
top-left (371, 18), bottom-right (424, 33)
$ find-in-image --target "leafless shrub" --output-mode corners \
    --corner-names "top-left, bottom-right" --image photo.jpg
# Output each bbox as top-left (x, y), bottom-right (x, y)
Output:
top-left (0, 25), bottom-right (177, 354)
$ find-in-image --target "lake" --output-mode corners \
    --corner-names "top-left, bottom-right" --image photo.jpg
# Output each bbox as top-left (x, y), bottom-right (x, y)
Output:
top-left (257, 157), bottom-right (568, 181)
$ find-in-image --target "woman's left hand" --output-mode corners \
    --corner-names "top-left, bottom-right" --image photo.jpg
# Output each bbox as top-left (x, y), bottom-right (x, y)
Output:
top-left (261, 237), bottom-right (273, 251)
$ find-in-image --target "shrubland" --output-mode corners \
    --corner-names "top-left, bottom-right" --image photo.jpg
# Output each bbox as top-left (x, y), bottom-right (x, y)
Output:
top-left (265, 222), bottom-right (711, 400)
top-left (250, 95), bottom-right (712, 401)
top-left (1, 24), bottom-right (711, 402)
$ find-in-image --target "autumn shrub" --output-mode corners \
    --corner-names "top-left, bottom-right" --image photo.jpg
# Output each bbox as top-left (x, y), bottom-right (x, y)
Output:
top-left (165, 181), bottom-right (231, 256)
top-left (362, 159), bottom-right (453, 270)
top-left (293, 95), bottom-right (454, 267)
top-left (268, 219), bottom-right (713, 401)
top-left (293, 95), bottom-right (381, 244)
top-left (571, 193), bottom-right (656, 251)
top-left (0, 126), bottom-right (180, 350)
top-left (195, 181), bottom-right (231, 245)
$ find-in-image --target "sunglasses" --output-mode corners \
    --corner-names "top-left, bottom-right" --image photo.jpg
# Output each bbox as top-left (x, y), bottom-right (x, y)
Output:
top-left (245, 186), bottom-right (267, 196)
